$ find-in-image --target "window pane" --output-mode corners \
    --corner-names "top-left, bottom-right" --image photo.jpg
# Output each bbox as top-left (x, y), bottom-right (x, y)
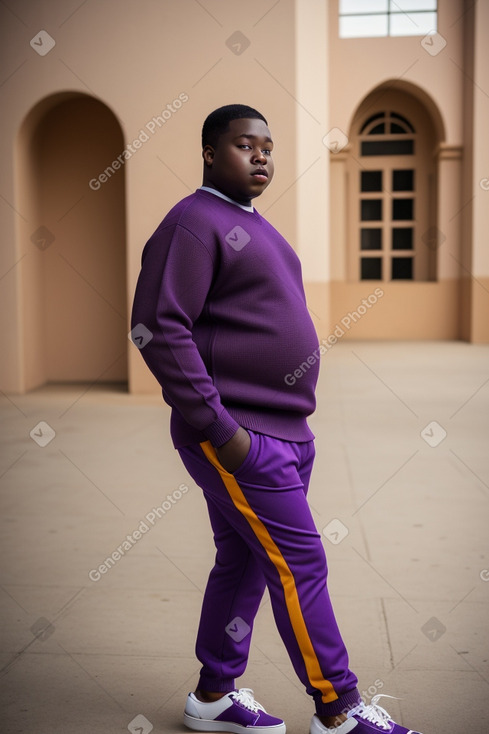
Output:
top-left (391, 123), bottom-right (407, 134)
top-left (389, 0), bottom-right (436, 11)
top-left (361, 228), bottom-right (382, 250)
top-left (361, 199), bottom-right (382, 221)
top-left (361, 139), bottom-right (414, 156)
top-left (391, 112), bottom-right (415, 132)
top-left (361, 171), bottom-right (383, 192)
top-left (393, 169), bottom-right (414, 190)
top-left (390, 11), bottom-right (437, 36)
top-left (392, 198), bottom-right (413, 220)
top-left (360, 113), bottom-right (385, 133)
top-left (361, 257), bottom-right (382, 280)
top-left (340, 0), bottom-right (388, 13)
top-left (391, 257), bottom-right (413, 279)
top-left (392, 228), bottom-right (413, 250)
top-left (339, 14), bottom-right (388, 38)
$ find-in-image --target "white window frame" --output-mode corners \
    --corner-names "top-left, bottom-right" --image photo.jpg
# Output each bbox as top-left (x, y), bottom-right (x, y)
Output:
top-left (339, 0), bottom-right (437, 38)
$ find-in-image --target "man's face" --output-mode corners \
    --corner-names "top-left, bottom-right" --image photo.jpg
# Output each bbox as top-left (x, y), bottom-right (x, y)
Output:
top-left (203, 118), bottom-right (274, 204)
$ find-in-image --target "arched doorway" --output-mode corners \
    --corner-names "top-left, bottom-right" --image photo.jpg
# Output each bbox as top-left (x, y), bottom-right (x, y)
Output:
top-left (16, 92), bottom-right (128, 392)
top-left (346, 85), bottom-right (440, 284)
top-left (329, 81), bottom-right (461, 340)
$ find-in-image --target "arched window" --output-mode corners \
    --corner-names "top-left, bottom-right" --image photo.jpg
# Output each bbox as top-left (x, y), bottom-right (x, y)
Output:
top-left (357, 110), bottom-right (420, 281)
top-left (344, 91), bottom-right (438, 284)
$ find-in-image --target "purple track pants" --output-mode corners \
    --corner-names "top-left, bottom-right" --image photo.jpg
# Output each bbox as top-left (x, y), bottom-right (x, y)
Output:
top-left (178, 429), bottom-right (360, 716)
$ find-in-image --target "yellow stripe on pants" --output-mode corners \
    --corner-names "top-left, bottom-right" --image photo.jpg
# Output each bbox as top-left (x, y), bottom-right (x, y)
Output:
top-left (200, 440), bottom-right (337, 704)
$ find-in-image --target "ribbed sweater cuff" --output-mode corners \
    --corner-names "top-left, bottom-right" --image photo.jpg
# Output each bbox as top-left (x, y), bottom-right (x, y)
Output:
top-left (202, 410), bottom-right (240, 447)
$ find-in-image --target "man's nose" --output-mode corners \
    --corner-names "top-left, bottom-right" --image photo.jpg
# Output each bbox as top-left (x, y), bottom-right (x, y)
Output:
top-left (251, 149), bottom-right (267, 164)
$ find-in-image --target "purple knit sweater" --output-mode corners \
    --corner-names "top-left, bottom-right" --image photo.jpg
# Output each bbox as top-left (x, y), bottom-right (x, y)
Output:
top-left (131, 188), bottom-right (320, 448)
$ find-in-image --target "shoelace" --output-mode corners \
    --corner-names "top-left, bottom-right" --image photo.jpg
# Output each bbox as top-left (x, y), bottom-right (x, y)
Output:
top-left (232, 688), bottom-right (266, 713)
top-left (348, 694), bottom-right (401, 731)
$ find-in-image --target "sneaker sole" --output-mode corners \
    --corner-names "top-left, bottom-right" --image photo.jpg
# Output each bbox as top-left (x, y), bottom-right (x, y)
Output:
top-left (183, 712), bottom-right (286, 734)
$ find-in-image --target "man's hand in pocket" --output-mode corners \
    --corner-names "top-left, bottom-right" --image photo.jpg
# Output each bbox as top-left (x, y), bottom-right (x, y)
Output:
top-left (215, 427), bottom-right (251, 473)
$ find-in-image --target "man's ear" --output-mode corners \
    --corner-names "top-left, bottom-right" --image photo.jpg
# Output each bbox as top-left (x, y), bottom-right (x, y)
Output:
top-left (202, 145), bottom-right (215, 167)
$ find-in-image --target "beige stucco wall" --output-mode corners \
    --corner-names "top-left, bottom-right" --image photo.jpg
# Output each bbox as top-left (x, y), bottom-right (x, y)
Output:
top-left (469, 0), bottom-right (489, 342)
top-left (328, 0), bottom-right (465, 143)
top-left (0, 0), bottom-right (487, 395)
top-left (0, 0), bottom-right (301, 394)
top-left (324, 0), bottom-right (471, 342)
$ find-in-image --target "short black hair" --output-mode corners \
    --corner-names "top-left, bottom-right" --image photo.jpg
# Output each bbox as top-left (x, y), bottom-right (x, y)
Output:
top-left (202, 104), bottom-right (268, 149)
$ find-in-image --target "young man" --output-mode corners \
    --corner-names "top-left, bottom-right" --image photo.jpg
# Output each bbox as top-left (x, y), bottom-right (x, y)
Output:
top-left (131, 105), bottom-right (423, 734)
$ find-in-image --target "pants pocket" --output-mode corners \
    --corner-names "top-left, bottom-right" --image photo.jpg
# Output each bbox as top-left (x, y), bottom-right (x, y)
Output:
top-left (231, 429), bottom-right (258, 477)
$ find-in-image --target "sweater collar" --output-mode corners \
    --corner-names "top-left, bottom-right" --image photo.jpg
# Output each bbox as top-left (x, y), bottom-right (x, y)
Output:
top-left (199, 186), bottom-right (254, 213)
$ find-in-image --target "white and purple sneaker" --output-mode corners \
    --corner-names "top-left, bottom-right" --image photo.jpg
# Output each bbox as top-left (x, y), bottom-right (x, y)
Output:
top-left (310, 695), bottom-right (423, 734)
top-left (184, 687), bottom-right (286, 734)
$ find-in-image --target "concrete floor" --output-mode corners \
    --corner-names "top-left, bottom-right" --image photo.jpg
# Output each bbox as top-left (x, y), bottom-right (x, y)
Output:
top-left (1, 341), bottom-right (488, 734)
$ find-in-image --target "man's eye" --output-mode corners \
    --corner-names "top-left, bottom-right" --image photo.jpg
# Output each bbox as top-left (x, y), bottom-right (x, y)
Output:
top-left (238, 145), bottom-right (251, 150)
top-left (263, 149), bottom-right (272, 156)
